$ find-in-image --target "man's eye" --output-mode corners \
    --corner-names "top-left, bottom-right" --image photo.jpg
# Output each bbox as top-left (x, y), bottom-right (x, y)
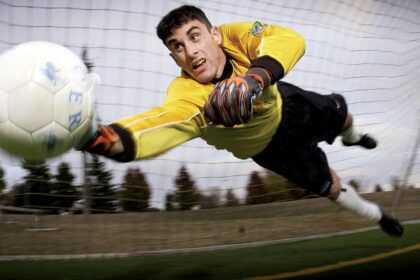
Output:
top-left (191, 33), bottom-right (200, 41)
top-left (173, 44), bottom-right (183, 51)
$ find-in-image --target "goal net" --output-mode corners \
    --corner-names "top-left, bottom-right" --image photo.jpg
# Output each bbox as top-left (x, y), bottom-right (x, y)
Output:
top-left (0, 0), bottom-right (419, 258)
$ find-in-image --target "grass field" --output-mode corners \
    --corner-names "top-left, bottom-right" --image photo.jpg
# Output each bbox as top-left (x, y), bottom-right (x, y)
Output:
top-left (1, 189), bottom-right (419, 279)
top-left (1, 223), bottom-right (419, 279)
top-left (1, 189), bottom-right (419, 256)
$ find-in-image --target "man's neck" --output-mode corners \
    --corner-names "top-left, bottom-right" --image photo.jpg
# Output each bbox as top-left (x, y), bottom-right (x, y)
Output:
top-left (210, 52), bottom-right (232, 84)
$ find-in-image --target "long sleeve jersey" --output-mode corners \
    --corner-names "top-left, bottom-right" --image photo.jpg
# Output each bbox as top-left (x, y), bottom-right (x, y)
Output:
top-left (114, 22), bottom-right (305, 161)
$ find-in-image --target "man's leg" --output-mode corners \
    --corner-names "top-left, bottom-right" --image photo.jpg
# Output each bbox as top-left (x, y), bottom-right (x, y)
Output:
top-left (328, 169), bottom-right (404, 237)
top-left (340, 114), bottom-right (377, 149)
top-left (257, 83), bottom-right (400, 235)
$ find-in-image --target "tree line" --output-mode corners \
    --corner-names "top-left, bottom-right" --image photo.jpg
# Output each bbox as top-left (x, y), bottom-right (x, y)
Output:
top-left (0, 155), bottom-right (402, 214)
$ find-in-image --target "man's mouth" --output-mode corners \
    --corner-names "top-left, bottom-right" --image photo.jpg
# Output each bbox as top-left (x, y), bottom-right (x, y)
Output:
top-left (192, 58), bottom-right (206, 71)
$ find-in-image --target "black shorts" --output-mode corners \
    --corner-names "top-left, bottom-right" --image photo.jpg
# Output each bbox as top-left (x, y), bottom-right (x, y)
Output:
top-left (252, 82), bottom-right (347, 196)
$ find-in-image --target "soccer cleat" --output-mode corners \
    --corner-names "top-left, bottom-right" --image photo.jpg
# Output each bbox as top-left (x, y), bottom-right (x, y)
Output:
top-left (342, 134), bottom-right (377, 149)
top-left (378, 211), bottom-right (404, 237)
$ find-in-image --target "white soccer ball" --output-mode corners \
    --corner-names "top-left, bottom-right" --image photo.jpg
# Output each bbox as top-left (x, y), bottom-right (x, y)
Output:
top-left (0, 41), bottom-right (98, 161)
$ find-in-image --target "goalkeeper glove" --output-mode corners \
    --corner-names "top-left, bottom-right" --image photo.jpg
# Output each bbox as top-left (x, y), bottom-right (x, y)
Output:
top-left (204, 67), bottom-right (272, 127)
top-left (79, 125), bottom-right (120, 156)
top-left (78, 124), bottom-right (136, 162)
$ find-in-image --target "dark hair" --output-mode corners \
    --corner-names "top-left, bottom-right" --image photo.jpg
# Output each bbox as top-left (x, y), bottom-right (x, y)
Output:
top-left (157, 5), bottom-right (212, 45)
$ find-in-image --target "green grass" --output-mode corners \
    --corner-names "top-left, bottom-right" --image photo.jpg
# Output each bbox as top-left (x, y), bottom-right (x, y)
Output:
top-left (1, 223), bottom-right (419, 280)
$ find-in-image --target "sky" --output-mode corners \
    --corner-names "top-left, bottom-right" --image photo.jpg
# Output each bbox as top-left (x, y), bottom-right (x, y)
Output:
top-left (0, 0), bottom-right (420, 209)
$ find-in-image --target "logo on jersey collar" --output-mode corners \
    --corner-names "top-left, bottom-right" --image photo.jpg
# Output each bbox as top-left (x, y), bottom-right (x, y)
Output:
top-left (250, 21), bottom-right (265, 36)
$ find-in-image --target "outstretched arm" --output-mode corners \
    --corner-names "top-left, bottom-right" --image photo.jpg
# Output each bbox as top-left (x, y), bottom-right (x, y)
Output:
top-left (79, 99), bottom-right (205, 162)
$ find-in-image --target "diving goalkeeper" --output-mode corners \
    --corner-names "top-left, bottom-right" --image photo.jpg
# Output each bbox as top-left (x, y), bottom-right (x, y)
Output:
top-left (79, 5), bottom-right (403, 237)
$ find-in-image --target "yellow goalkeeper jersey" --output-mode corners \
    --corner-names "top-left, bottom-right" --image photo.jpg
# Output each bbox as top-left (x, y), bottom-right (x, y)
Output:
top-left (115, 22), bottom-right (305, 160)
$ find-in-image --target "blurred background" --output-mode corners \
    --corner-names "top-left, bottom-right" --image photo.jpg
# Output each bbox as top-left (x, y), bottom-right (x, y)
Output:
top-left (0, 0), bottom-right (419, 260)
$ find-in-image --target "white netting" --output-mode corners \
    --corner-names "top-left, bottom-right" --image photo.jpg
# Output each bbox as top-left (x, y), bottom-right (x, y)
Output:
top-left (0, 0), bottom-right (419, 257)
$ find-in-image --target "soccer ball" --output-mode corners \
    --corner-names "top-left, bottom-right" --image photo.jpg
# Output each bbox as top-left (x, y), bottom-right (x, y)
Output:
top-left (0, 41), bottom-right (98, 161)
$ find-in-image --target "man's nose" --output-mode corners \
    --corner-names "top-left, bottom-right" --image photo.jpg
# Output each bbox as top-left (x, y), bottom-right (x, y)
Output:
top-left (185, 43), bottom-right (198, 57)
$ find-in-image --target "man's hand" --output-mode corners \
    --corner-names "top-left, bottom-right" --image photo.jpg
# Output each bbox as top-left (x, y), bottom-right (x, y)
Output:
top-left (204, 75), bottom-right (265, 127)
top-left (79, 125), bottom-right (122, 156)
top-left (204, 67), bottom-right (272, 127)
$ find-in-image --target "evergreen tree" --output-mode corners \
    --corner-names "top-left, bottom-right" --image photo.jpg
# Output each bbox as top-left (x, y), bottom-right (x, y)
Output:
top-left (245, 171), bottom-right (270, 205)
top-left (21, 161), bottom-right (51, 209)
top-left (165, 193), bottom-right (176, 211)
top-left (9, 183), bottom-right (26, 207)
top-left (50, 162), bottom-right (77, 212)
top-left (120, 167), bottom-right (151, 212)
top-left (0, 166), bottom-right (5, 191)
top-left (375, 184), bottom-right (383, 192)
top-left (264, 172), bottom-right (290, 202)
top-left (200, 187), bottom-right (221, 209)
top-left (224, 189), bottom-right (240, 207)
top-left (86, 155), bottom-right (115, 212)
top-left (0, 166), bottom-right (5, 202)
top-left (264, 171), bottom-right (307, 202)
top-left (174, 166), bottom-right (200, 210)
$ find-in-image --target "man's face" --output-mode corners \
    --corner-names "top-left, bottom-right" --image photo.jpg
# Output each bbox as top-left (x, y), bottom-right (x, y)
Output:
top-left (165, 20), bottom-right (225, 84)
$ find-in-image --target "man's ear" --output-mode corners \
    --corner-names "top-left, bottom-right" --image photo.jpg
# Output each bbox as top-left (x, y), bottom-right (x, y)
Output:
top-left (169, 53), bottom-right (181, 67)
top-left (211, 27), bottom-right (222, 45)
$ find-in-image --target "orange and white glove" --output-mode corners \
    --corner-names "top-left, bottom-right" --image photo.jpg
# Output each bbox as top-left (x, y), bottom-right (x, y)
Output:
top-left (78, 124), bottom-right (135, 162)
top-left (80, 125), bottom-right (119, 156)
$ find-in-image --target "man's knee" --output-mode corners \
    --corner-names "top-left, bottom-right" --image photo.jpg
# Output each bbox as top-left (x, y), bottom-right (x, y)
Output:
top-left (327, 169), bottom-right (341, 200)
top-left (342, 114), bottom-right (353, 132)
